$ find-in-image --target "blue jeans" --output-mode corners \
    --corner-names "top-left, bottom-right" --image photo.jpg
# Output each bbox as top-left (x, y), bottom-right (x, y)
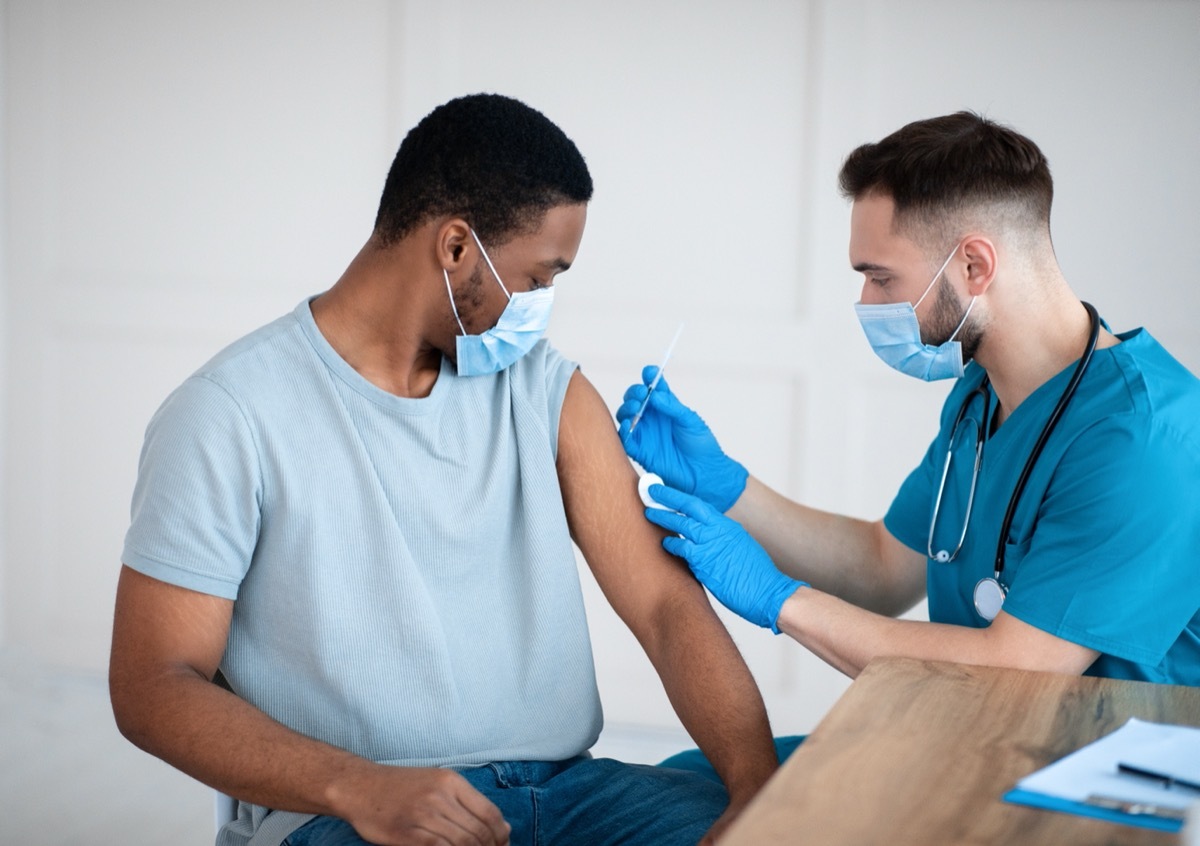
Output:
top-left (284, 755), bottom-right (727, 846)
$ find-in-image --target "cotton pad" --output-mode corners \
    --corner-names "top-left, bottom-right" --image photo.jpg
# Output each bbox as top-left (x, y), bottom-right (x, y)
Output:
top-left (638, 472), bottom-right (671, 510)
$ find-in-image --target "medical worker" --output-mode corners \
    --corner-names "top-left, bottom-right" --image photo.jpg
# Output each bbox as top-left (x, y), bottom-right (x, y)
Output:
top-left (618, 111), bottom-right (1200, 689)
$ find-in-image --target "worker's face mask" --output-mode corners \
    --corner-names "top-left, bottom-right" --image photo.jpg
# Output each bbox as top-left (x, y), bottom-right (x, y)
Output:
top-left (444, 229), bottom-right (555, 376)
top-left (853, 244), bottom-right (975, 382)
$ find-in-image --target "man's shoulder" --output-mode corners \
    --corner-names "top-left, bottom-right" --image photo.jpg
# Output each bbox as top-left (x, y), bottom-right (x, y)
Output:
top-left (506, 338), bottom-right (579, 395)
top-left (191, 304), bottom-right (309, 388)
top-left (148, 302), bottom-right (314, 436)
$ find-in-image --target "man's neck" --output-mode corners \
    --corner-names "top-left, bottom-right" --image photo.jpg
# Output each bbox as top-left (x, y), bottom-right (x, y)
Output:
top-left (310, 239), bottom-right (444, 399)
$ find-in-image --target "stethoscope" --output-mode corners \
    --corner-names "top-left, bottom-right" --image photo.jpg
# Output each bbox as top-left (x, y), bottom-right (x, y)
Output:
top-left (928, 302), bottom-right (1101, 622)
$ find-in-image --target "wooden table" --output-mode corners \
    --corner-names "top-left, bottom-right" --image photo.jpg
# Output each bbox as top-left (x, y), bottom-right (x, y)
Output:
top-left (721, 657), bottom-right (1200, 845)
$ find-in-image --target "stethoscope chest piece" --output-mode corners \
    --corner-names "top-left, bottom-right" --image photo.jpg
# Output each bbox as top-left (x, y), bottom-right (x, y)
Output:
top-left (973, 577), bottom-right (1007, 622)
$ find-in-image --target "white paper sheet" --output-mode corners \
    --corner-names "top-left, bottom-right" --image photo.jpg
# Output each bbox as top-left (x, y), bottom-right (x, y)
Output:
top-left (1015, 718), bottom-right (1200, 813)
top-left (1119, 723), bottom-right (1200, 789)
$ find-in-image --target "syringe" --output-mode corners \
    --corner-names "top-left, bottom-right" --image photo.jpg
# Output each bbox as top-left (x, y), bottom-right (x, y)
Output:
top-left (627, 322), bottom-right (685, 435)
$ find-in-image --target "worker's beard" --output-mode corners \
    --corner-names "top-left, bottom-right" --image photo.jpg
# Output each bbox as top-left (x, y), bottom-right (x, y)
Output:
top-left (924, 276), bottom-right (982, 365)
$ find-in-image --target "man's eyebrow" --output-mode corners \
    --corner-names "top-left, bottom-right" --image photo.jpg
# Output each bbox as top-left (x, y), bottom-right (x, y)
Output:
top-left (541, 258), bottom-right (572, 272)
top-left (852, 262), bottom-right (890, 273)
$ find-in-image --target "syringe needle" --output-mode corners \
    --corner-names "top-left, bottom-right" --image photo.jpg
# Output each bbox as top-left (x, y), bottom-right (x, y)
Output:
top-left (627, 322), bottom-right (684, 434)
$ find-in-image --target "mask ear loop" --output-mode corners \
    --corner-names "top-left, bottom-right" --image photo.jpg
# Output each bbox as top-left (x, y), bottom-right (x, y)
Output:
top-left (915, 242), bottom-right (977, 344)
top-left (469, 229), bottom-right (511, 299)
top-left (913, 244), bottom-right (961, 310)
top-left (443, 268), bottom-right (467, 336)
top-left (947, 296), bottom-right (978, 343)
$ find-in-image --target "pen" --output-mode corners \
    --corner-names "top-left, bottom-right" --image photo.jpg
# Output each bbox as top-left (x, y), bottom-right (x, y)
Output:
top-left (1117, 763), bottom-right (1200, 793)
top-left (626, 322), bottom-right (684, 435)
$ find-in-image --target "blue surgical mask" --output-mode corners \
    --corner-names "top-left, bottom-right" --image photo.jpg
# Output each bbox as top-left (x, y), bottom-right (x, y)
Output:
top-left (444, 229), bottom-right (555, 376)
top-left (853, 244), bottom-right (976, 381)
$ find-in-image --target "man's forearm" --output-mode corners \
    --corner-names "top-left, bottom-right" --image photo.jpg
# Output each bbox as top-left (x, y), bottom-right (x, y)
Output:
top-left (642, 585), bottom-right (778, 800)
top-left (112, 664), bottom-right (375, 816)
top-left (112, 665), bottom-right (513, 844)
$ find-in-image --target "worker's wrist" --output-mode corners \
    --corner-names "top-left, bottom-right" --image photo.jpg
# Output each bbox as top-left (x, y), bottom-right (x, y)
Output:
top-left (769, 581), bottom-right (810, 635)
top-left (765, 580), bottom-right (809, 635)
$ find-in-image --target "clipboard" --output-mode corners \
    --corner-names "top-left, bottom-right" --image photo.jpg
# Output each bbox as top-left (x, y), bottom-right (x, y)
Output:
top-left (1003, 718), bottom-right (1200, 833)
top-left (1004, 787), bottom-right (1184, 832)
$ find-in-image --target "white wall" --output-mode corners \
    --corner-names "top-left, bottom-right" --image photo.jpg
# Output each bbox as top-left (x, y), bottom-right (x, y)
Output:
top-left (3, 0), bottom-right (1198, 743)
top-left (0, 0), bottom-right (7, 643)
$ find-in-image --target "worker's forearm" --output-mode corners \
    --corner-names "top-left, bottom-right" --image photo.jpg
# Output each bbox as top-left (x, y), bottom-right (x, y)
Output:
top-left (111, 665), bottom-right (375, 818)
top-left (775, 587), bottom-right (999, 678)
top-left (730, 477), bottom-right (916, 614)
top-left (775, 586), bottom-right (904, 677)
top-left (643, 586), bottom-right (778, 801)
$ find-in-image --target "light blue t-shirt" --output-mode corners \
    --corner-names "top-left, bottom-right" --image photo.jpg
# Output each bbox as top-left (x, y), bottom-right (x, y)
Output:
top-left (124, 299), bottom-right (603, 837)
top-left (886, 328), bottom-right (1200, 685)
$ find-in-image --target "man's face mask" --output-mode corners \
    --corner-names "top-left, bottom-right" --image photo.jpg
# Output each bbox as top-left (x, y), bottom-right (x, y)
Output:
top-left (853, 243), bottom-right (975, 381)
top-left (444, 229), bottom-right (555, 377)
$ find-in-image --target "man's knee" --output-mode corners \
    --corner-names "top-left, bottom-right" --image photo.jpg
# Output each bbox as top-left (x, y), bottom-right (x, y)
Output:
top-left (550, 758), bottom-right (727, 844)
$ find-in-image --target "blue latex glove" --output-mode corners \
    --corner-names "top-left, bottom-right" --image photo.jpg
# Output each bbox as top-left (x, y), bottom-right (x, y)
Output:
top-left (615, 366), bottom-right (748, 513)
top-left (643, 482), bottom-right (807, 633)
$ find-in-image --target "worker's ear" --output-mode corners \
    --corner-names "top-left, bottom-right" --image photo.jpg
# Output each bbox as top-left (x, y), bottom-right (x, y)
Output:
top-left (436, 218), bottom-right (474, 273)
top-left (959, 235), bottom-right (998, 296)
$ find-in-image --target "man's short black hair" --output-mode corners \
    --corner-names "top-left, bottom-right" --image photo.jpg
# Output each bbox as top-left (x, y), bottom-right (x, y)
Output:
top-left (373, 93), bottom-right (593, 246)
top-left (838, 111), bottom-right (1054, 243)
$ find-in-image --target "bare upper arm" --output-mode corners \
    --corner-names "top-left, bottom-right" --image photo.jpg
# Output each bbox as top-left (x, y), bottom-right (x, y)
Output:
top-left (983, 611), bottom-right (1101, 675)
top-left (109, 564), bottom-right (234, 694)
top-left (555, 370), bottom-right (703, 638)
top-left (867, 526), bottom-right (1099, 673)
top-left (866, 520), bottom-right (928, 616)
top-left (866, 526), bottom-right (1097, 671)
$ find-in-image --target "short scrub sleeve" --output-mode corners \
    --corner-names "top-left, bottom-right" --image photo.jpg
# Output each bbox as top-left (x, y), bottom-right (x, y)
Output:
top-left (122, 375), bottom-right (263, 599)
top-left (884, 437), bottom-right (942, 555)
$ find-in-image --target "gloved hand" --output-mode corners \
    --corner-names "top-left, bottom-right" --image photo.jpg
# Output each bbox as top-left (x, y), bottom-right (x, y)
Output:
top-left (643, 482), bottom-right (807, 633)
top-left (615, 366), bottom-right (748, 513)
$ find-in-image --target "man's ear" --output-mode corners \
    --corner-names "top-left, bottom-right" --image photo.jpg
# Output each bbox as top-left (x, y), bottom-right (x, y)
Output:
top-left (436, 218), bottom-right (474, 272)
top-left (960, 234), bottom-right (998, 296)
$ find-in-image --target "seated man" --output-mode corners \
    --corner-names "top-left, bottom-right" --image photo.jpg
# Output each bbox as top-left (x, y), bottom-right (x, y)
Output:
top-left (109, 93), bottom-right (778, 846)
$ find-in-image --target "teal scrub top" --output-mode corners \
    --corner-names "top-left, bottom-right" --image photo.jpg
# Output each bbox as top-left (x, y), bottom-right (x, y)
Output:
top-left (885, 328), bottom-right (1200, 685)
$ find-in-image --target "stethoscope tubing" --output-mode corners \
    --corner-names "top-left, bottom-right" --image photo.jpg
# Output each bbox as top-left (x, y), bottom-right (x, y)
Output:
top-left (927, 384), bottom-right (989, 564)
top-left (990, 301), bottom-right (1101, 582)
top-left (929, 302), bottom-right (1102, 597)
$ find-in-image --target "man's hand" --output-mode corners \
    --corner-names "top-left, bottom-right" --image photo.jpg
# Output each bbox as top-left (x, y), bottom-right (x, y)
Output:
top-left (336, 765), bottom-right (510, 846)
top-left (110, 567), bottom-right (509, 846)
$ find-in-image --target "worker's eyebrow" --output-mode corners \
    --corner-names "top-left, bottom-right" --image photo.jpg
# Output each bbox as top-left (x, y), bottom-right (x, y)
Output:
top-left (852, 262), bottom-right (891, 273)
top-left (541, 258), bottom-right (572, 272)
